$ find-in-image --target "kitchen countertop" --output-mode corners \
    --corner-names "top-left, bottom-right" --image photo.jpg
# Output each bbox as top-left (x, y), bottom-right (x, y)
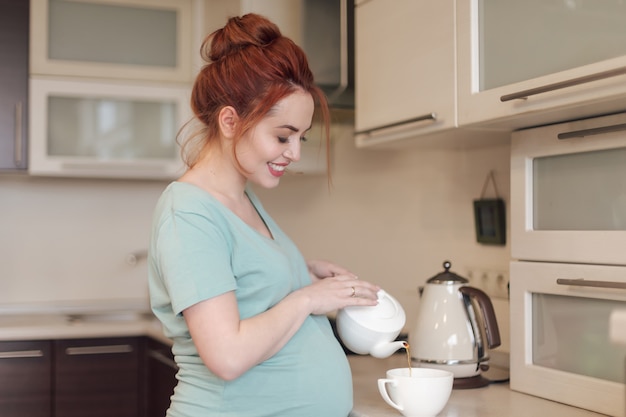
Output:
top-left (0, 309), bottom-right (614, 416)
top-left (348, 354), bottom-right (609, 417)
top-left (0, 302), bottom-right (169, 344)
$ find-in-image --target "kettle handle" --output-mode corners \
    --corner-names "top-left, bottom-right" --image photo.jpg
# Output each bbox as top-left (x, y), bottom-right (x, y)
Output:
top-left (459, 286), bottom-right (502, 349)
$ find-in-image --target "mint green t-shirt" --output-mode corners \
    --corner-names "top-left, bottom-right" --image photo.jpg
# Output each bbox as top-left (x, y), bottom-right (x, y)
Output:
top-left (148, 182), bottom-right (353, 417)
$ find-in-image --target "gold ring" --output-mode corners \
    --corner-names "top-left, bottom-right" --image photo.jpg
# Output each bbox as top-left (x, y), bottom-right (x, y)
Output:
top-left (351, 286), bottom-right (356, 297)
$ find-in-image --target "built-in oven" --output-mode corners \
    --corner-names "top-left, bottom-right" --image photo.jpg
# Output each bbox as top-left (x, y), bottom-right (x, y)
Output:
top-left (510, 112), bottom-right (626, 416)
top-left (510, 111), bottom-right (626, 266)
top-left (510, 261), bottom-right (626, 416)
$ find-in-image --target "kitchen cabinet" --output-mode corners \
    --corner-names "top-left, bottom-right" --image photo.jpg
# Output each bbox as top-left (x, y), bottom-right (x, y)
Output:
top-left (353, 0), bottom-right (457, 147)
top-left (30, 0), bottom-right (194, 83)
top-left (54, 337), bottom-right (142, 417)
top-left (0, 340), bottom-right (52, 417)
top-left (29, 77), bottom-right (189, 180)
top-left (27, 0), bottom-right (194, 180)
top-left (144, 337), bottom-right (177, 417)
top-left (456, 0), bottom-right (626, 129)
top-left (0, 0), bottom-right (28, 170)
top-left (227, 0), bottom-right (354, 109)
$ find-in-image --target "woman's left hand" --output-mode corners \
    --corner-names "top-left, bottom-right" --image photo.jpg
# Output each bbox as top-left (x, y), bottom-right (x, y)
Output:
top-left (307, 259), bottom-right (357, 282)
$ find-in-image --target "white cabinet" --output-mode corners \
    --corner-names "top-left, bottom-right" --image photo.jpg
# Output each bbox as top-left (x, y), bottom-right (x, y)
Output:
top-left (30, 0), bottom-right (193, 83)
top-left (28, 0), bottom-right (195, 179)
top-left (457, 0), bottom-right (626, 129)
top-left (29, 77), bottom-right (189, 179)
top-left (353, 0), bottom-right (457, 147)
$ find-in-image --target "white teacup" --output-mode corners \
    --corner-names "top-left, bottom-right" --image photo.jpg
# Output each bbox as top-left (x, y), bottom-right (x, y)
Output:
top-left (377, 367), bottom-right (453, 417)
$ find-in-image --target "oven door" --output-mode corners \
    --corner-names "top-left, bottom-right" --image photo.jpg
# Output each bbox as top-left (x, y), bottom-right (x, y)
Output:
top-left (510, 260), bottom-right (626, 417)
top-left (511, 111), bottom-right (626, 266)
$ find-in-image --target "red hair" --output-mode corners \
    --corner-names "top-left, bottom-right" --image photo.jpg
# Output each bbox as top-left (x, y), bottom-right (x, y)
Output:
top-left (180, 13), bottom-right (330, 175)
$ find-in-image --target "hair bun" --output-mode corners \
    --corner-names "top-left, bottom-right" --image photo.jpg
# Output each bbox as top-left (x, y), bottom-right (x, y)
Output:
top-left (207, 13), bottom-right (282, 62)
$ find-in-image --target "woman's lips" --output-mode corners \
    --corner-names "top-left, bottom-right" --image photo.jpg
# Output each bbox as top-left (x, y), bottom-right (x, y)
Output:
top-left (268, 162), bottom-right (287, 177)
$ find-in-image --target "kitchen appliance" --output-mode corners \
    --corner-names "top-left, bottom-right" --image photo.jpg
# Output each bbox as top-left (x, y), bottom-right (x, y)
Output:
top-left (410, 261), bottom-right (501, 389)
top-left (510, 112), bottom-right (626, 416)
top-left (510, 111), bottom-right (626, 266)
top-left (336, 290), bottom-right (407, 358)
top-left (510, 261), bottom-right (626, 417)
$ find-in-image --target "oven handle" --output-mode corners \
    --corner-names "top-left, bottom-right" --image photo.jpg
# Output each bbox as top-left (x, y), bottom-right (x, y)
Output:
top-left (557, 122), bottom-right (626, 140)
top-left (556, 278), bottom-right (626, 290)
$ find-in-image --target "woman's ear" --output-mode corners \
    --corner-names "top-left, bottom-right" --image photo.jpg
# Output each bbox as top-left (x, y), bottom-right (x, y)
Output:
top-left (218, 106), bottom-right (239, 139)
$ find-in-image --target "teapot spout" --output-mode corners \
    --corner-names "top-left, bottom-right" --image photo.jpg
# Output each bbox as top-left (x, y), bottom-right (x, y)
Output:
top-left (370, 340), bottom-right (408, 359)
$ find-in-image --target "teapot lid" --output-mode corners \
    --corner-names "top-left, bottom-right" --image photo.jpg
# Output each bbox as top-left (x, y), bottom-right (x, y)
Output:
top-left (341, 289), bottom-right (406, 332)
top-left (426, 260), bottom-right (468, 284)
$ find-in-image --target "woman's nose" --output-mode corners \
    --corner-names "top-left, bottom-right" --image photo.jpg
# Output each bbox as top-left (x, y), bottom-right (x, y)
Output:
top-left (283, 141), bottom-right (301, 162)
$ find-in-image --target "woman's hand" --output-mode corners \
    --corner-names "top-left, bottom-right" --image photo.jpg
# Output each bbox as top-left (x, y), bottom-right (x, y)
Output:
top-left (301, 262), bottom-right (380, 315)
top-left (307, 259), bottom-right (357, 282)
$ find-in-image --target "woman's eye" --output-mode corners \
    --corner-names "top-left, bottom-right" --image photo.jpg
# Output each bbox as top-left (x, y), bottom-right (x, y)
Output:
top-left (278, 137), bottom-right (289, 144)
top-left (300, 136), bottom-right (307, 143)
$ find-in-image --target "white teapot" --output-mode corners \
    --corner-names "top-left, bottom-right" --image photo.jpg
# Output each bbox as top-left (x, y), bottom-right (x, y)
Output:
top-left (335, 290), bottom-right (407, 358)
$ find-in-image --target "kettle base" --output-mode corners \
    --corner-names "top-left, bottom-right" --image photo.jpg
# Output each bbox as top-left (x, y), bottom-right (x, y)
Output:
top-left (453, 374), bottom-right (490, 390)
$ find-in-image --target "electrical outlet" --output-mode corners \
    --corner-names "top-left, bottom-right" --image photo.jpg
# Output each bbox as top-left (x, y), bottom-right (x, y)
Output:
top-left (465, 268), bottom-right (509, 300)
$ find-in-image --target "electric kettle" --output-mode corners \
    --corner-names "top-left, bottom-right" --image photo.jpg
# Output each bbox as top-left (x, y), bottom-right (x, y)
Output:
top-left (409, 261), bottom-right (501, 387)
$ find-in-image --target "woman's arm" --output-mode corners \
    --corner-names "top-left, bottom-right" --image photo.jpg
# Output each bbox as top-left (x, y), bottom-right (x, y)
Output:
top-left (184, 273), bottom-right (379, 381)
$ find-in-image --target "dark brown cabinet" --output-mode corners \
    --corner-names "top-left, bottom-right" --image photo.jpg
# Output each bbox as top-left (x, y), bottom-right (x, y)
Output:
top-left (0, 335), bottom-right (176, 417)
top-left (0, 340), bottom-right (52, 417)
top-left (54, 337), bottom-right (142, 417)
top-left (0, 0), bottom-right (28, 170)
top-left (144, 338), bottom-right (177, 417)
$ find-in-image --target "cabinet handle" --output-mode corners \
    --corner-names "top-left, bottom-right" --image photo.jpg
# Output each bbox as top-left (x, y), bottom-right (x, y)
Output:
top-left (14, 102), bottom-right (23, 166)
top-left (354, 113), bottom-right (437, 136)
top-left (65, 344), bottom-right (133, 356)
top-left (500, 66), bottom-right (626, 102)
top-left (557, 122), bottom-right (626, 140)
top-left (557, 278), bottom-right (626, 290)
top-left (0, 349), bottom-right (44, 359)
top-left (148, 350), bottom-right (178, 370)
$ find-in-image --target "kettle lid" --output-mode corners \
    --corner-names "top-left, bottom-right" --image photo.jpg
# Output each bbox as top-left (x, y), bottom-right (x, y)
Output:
top-left (426, 260), bottom-right (468, 284)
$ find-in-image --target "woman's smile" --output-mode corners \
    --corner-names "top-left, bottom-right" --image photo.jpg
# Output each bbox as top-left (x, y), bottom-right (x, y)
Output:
top-left (268, 162), bottom-right (288, 177)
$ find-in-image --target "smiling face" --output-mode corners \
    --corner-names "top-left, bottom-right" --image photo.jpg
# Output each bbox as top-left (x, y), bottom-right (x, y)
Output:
top-left (236, 89), bottom-right (315, 188)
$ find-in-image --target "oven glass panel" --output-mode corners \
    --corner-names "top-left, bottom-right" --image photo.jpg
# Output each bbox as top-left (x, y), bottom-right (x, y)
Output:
top-left (533, 147), bottom-right (626, 230)
top-left (532, 293), bottom-right (626, 383)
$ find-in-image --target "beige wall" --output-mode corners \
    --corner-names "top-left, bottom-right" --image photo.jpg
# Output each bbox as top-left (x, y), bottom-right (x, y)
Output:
top-left (0, 127), bottom-right (511, 351)
top-left (254, 125), bottom-right (512, 352)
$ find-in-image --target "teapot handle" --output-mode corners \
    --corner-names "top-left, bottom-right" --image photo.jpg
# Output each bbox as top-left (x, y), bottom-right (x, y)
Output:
top-left (459, 286), bottom-right (502, 349)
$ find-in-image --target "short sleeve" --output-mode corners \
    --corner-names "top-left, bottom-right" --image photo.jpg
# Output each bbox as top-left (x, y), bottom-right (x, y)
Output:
top-left (155, 209), bottom-right (237, 315)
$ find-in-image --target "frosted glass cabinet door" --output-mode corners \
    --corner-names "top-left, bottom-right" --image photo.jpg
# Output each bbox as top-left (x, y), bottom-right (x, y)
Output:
top-left (478, 0), bottom-right (626, 91)
top-left (30, 0), bottom-right (193, 82)
top-left (29, 77), bottom-right (189, 179)
top-left (456, 0), bottom-right (626, 126)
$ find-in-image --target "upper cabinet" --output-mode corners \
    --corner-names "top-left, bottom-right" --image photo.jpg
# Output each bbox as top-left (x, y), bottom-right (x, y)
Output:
top-left (27, 0), bottom-right (195, 179)
top-left (353, 0), bottom-right (626, 149)
top-left (353, 0), bottom-right (457, 147)
top-left (30, 0), bottom-right (194, 83)
top-left (212, 0), bottom-right (354, 108)
top-left (456, 0), bottom-right (626, 129)
top-left (0, 0), bottom-right (29, 171)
